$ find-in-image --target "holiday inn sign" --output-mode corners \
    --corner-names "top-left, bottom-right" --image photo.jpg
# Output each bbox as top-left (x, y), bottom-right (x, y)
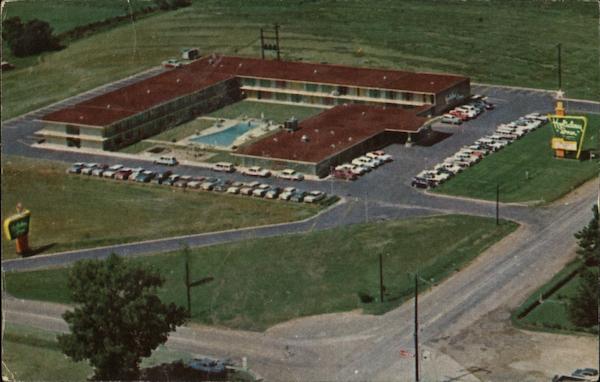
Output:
top-left (548, 115), bottom-right (588, 159)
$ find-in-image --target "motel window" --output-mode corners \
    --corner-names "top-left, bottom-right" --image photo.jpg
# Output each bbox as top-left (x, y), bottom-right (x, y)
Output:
top-left (368, 89), bottom-right (381, 98)
top-left (324, 97), bottom-right (333, 105)
top-left (305, 83), bottom-right (318, 92)
top-left (275, 81), bottom-right (287, 89)
top-left (259, 79), bottom-right (271, 88)
top-left (337, 86), bottom-right (348, 95)
top-left (321, 85), bottom-right (334, 94)
top-left (244, 78), bottom-right (256, 87)
top-left (405, 93), bottom-right (414, 101)
top-left (276, 93), bottom-right (288, 101)
top-left (291, 94), bottom-right (303, 103)
top-left (386, 91), bottom-right (396, 100)
top-left (262, 92), bottom-right (273, 100)
top-left (66, 125), bottom-right (80, 135)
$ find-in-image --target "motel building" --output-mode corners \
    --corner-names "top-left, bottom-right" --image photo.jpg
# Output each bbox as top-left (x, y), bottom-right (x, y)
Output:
top-left (37, 54), bottom-right (470, 176)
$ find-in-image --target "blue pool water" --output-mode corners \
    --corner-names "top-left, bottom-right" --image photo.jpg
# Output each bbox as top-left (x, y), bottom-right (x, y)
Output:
top-left (191, 121), bottom-right (255, 147)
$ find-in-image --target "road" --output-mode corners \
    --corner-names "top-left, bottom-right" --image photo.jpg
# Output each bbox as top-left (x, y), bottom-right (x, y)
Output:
top-left (2, 69), bottom-right (600, 381)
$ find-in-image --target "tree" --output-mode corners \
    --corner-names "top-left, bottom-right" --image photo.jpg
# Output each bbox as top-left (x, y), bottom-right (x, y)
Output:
top-left (58, 254), bottom-right (187, 380)
top-left (2, 17), bottom-right (61, 57)
top-left (567, 266), bottom-right (598, 328)
top-left (574, 204), bottom-right (599, 266)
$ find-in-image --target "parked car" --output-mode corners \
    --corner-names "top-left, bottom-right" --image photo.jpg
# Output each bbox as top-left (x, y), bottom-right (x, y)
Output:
top-left (441, 114), bottom-right (462, 125)
top-left (352, 156), bottom-right (377, 169)
top-left (102, 164), bottom-right (124, 178)
top-left (336, 164), bottom-right (366, 176)
top-left (226, 186), bottom-right (241, 194)
top-left (187, 180), bottom-right (203, 189)
top-left (213, 179), bottom-right (233, 192)
top-left (265, 187), bottom-right (282, 199)
top-left (162, 58), bottom-right (183, 68)
top-left (66, 162), bottom-right (85, 174)
top-left (80, 163), bottom-right (100, 175)
top-left (252, 187), bottom-right (270, 197)
top-left (289, 191), bottom-right (307, 202)
top-left (367, 150), bottom-right (393, 162)
top-left (163, 174), bottom-right (180, 186)
top-left (154, 156), bottom-right (178, 166)
top-left (332, 167), bottom-right (357, 180)
top-left (114, 168), bottom-right (133, 180)
top-left (304, 190), bottom-right (326, 203)
top-left (90, 164), bottom-right (109, 176)
top-left (449, 109), bottom-right (469, 121)
top-left (213, 162), bottom-right (235, 173)
top-left (411, 176), bottom-right (433, 189)
top-left (279, 187), bottom-right (297, 200)
top-left (453, 106), bottom-right (477, 119)
top-left (188, 358), bottom-right (227, 375)
top-left (278, 168), bottom-right (304, 181)
top-left (243, 166), bottom-right (271, 177)
top-left (151, 170), bottom-right (173, 184)
top-left (174, 175), bottom-right (192, 188)
top-left (135, 170), bottom-right (155, 183)
top-left (524, 112), bottom-right (548, 123)
top-left (201, 179), bottom-right (219, 191)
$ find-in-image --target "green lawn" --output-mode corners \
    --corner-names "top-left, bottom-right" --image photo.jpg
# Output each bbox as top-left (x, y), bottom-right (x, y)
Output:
top-left (513, 261), bottom-right (597, 335)
top-left (1, 323), bottom-right (195, 382)
top-left (434, 114), bottom-right (600, 204)
top-left (118, 140), bottom-right (158, 153)
top-left (3, 1), bottom-right (598, 121)
top-left (151, 118), bottom-right (214, 142)
top-left (1, 156), bottom-right (320, 260)
top-left (207, 101), bottom-right (324, 123)
top-left (5, 215), bottom-right (518, 331)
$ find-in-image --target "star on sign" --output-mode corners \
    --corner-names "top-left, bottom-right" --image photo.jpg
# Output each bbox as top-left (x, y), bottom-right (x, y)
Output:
top-left (556, 89), bottom-right (565, 99)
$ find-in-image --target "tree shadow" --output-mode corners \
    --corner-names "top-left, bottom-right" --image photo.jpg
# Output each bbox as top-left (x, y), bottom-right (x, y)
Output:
top-left (140, 360), bottom-right (228, 382)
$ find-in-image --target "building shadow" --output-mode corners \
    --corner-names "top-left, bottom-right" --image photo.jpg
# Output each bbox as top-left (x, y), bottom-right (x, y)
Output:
top-left (21, 243), bottom-right (57, 257)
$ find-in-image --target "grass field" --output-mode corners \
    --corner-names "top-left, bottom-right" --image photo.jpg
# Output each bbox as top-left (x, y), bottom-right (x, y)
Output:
top-left (434, 114), bottom-right (600, 204)
top-left (1, 0), bottom-right (156, 69)
top-left (151, 118), bottom-right (214, 142)
top-left (512, 261), bottom-right (597, 335)
top-left (207, 101), bottom-right (324, 123)
top-left (1, 323), bottom-right (196, 381)
top-left (5, 215), bottom-right (517, 331)
top-left (118, 140), bottom-right (158, 153)
top-left (2, 1), bottom-right (598, 121)
top-left (1, 156), bottom-right (319, 260)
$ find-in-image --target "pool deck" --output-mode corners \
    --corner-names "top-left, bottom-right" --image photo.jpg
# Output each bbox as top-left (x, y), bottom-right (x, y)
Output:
top-left (181, 117), bottom-right (279, 150)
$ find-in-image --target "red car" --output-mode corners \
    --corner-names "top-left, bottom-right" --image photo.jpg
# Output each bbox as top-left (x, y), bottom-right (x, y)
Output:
top-left (114, 169), bottom-right (133, 180)
top-left (449, 109), bottom-right (469, 121)
top-left (332, 168), bottom-right (357, 181)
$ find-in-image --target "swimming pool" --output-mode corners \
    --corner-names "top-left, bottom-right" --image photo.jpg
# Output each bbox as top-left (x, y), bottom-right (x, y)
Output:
top-left (190, 121), bottom-right (256, 147)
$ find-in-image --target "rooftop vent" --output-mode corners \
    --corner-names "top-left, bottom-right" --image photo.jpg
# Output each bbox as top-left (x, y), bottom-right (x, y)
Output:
top-left (301, 134), bottom-right (309, 142)
top-left (361, 111), bottom-right (366, 116)
top-left (238, 63), bottom-right (243, 68)
top-left (146, 89), bottom-right (151, 94)
top-left (106, 104), bottom-right (111, 109)
top-left (176, 78), bottom-right (181, 83)
top-left (79, 116), bottom-right (84, 120)
top-left (273, 137), bottom-right (278, 142)
top-left (313, 69), bottom-right (318, 74)
top-left (348, 136), bottom-right (353, 141)
top-left (383, 75), bottom-right (387, 80)
top-left (330, 130), bottom-right (335, 135)
top-left (330, 144), bottom-right (335, 148)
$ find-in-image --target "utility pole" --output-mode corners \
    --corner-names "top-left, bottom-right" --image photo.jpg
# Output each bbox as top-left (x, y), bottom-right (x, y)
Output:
top-left (379, 254), bottom-right (384, 303)
top-left (557, 43), bottom-right (562, 91)
top-left (274, 23), bottom-right (281, 61)
top-left (260, 28), bottom-right (265, 59)
top-left (414, 273), bottom-right (420, 382)
top-left (496, 183), bottom-right (500, 226)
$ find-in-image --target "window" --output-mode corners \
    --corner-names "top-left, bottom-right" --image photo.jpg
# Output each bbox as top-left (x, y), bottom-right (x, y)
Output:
top-left (321, 85), bottom-right (334, 94)
top-left (305, 83), bottom-right (318, 92)
top-left (291, 94), bottom-right (303, 103)
top-left (337, 86), bottom-right (348, 95)
top-left (244, 78), bottom-right (256, 86)
top-left (386, 91), bottom-right (396, 100)
top-left (276, 92), bottom-right (288, 101)
top-left (259, 79), bottom-right (271, 88)
top-left (368, 89), bottom-right (381, 98)
top-left (66, 125), bottom-right (80, 135)
top-left (276, 81), bottom-right (287, 89)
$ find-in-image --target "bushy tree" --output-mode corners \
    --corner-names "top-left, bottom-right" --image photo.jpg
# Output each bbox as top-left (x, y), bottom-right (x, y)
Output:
top-left (2, 17), bottom-right (61, 57)
top-left (568, 266), bottom-right (598, 328)
top-left (574, 204), bottom-right (599, 266)
top-left (58, 254), bottom-right (187, 380)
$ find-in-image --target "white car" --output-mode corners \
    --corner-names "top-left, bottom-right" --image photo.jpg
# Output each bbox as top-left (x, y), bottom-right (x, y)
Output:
top-left (252, 187), bottom-right (269, 197)
top-left (366, 151), bottom-right (393, 162)
top-left (279, 187), bottom-right (296, 201)
top-left (243, 166), bottom-right (271, 177)
top-left (102, 164), bottom-right (124, 178)
top-left (278, 169), bottom-right (304, 181)
top-left (336, 164), bottom-right (366, 176)
top-left (154, 156), bottom-right (178, 166)
top-left (435, 163), bottom-right (462, 175)
top-left (441, 114), bottom-right (462, 125)
top-left (352, 156), bottom-right (378, 169)
top-left (303, 190), bottom-right (326, 203)
top-left (187, 180), bottom-right (202, 189)
top-left (454, 107), bottom-right (478, 119)
top-left (226, 186), bottom-right (241, 194)
top-left (524, 112), bottom-right (548, 123)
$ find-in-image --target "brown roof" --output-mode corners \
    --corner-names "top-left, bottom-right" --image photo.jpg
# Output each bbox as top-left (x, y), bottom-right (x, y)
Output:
top-left (42, 69), bottom-right (233, 126)
top-left (235, 104), bottom-right (428, 163)
top-left (41, 55), bottom-right (467, 127)
top-left (199, 55), bottom-right (467, 94)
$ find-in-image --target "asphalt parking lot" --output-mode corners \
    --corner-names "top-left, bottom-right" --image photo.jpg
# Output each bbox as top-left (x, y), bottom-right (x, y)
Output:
top-left (3, 74), bottom-right (599, 208)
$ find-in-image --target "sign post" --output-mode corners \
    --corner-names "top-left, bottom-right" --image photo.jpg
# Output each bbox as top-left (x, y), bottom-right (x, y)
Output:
top-left (3, 203), bottom-right (31, 256)
top-left (548, 114), bottom-right (588, 160)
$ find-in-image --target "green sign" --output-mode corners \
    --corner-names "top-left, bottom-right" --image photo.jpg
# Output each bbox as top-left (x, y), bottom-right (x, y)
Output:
top-left (3, 211), bottom-right (31, 240)
top-left (548, 115), bottom-right (588, 159)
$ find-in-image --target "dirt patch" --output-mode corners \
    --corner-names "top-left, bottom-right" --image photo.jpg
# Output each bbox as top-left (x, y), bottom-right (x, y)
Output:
top-left (432, 307), bottom-right (598, 382)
